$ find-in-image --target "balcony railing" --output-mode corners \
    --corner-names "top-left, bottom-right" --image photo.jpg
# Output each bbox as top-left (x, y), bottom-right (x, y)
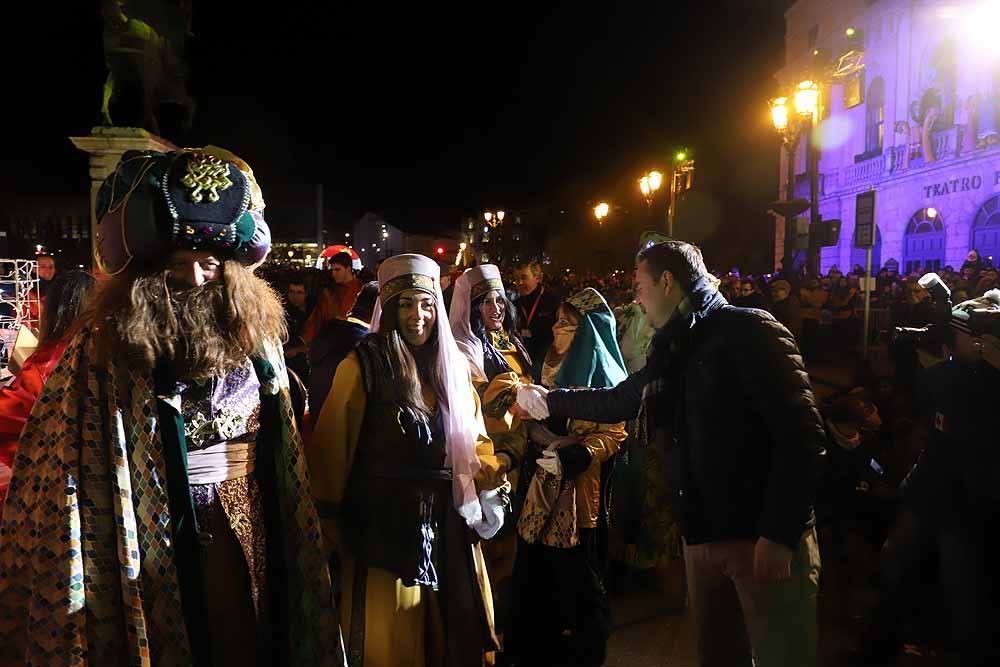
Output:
top-left (842, 153), bottom-right (885, 189)
top-left (820, 124), bottom-right (990, 195)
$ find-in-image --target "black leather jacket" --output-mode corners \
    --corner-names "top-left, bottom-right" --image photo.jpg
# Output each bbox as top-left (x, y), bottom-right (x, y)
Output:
top-left (547, 284), bottom-right (826, 549)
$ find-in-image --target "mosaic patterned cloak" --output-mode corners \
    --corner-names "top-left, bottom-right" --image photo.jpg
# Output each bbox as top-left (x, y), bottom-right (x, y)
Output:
top-left (0, 330), bottom-right (345, 666)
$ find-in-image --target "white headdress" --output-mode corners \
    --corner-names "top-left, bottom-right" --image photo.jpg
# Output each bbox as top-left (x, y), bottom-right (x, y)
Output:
top-left (448, 264), bottom-right (504, 383)
top-left (372, 254), bottom-right (485, 530)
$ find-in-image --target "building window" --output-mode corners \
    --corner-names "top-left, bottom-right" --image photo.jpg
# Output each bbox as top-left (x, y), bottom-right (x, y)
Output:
top-left (808, 25), bottom-right (819, 49)
top-left (843, 71), bottom-right (864, 109)
top-left (865, 77), bottom-right (885, 154)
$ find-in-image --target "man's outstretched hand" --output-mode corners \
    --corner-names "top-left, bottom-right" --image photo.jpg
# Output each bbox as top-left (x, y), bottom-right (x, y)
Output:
top-left (516, 384), bottom-right (550, 420)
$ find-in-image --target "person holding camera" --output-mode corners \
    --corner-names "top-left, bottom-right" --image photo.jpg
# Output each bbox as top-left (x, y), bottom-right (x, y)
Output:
top-left (858, 289), bottom-right (1000, 665)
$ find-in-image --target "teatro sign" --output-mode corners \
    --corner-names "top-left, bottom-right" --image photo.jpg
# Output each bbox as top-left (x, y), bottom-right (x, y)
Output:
top-left (923, 174), bottom-right (984, 198)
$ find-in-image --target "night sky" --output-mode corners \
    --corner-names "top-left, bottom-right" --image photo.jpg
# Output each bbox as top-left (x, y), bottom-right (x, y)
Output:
top-left (4, 0), bottom-right (794, 272)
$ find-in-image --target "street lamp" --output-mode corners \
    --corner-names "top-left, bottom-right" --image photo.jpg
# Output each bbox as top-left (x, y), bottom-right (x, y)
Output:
top-left (771, 78), bottom-right (823, 276)
top-left (483, 210), bottom-right (505, 228)
top-left (594, 202), bottom-right (610, 224)
top-left (483, 210), bottom-right (507, 264)
top-left (647, 171), bottom-right (663, 192)
top-left (639, 171), bottom-right (662, 206)
top-left (770, 96), bottom-right (789, 132)
top-left (793, 80), bottom-right (820, 117)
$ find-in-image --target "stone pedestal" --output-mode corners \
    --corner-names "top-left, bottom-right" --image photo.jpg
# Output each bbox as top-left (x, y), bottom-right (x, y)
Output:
top-left (69, 127), bottom-right (177, 269)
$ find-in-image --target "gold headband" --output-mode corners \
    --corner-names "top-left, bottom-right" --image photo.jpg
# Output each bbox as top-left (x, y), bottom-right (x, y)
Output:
top-left (471, 277), bottom-right (504, 301)
top-left (380, 273), bottom-right (436, 304)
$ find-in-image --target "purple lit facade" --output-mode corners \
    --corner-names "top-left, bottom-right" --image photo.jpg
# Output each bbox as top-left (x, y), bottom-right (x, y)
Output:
top-left (776, 0), bottom-right (1000, 274)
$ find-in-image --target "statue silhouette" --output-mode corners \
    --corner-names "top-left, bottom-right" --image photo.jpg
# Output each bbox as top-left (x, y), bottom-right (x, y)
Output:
top-left (101, 0), bottom-right (195, 137)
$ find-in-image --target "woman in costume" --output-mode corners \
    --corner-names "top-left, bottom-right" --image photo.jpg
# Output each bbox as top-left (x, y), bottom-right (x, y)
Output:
top-left (448, 264), bottom-right (533, 647)
top-left (0, 148), bottom-right (343, 667)
top-left (449, 264), bottom-right (534, 478)
top-left (309, 253), bottom-right (507, 667)
top-left (506, 287), bottom-right (627, 667)
top-left (0, 270), bottom-right (96, 515)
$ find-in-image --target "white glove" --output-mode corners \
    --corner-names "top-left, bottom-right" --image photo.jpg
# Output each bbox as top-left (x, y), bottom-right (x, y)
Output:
top-left (473, 488), bottom-right (505, 539)
top-left (536, 449), bottom-right (562, 478)
top-left (516, 384), bottom-right (550, 420)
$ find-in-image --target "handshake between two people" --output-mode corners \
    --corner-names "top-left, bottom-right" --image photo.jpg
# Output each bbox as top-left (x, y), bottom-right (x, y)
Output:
top-left (513, 383), bottom-right (550, 420)
top-left (512, 384), bottom-right (577, 479)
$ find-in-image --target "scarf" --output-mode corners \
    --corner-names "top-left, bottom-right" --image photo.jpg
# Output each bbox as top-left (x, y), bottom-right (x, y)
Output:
top-left (545, 288), bottom-right (628, 390)
top-left (639, 277), bottom-right (728, 444)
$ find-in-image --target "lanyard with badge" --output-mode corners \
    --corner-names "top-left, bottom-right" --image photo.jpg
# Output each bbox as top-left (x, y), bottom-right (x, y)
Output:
top-left (519, 287), bottom-right (544, 339)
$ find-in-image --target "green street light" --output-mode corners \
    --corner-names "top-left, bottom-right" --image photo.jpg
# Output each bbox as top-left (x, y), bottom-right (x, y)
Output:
top-left (676, 151), bottom-right (687, 162)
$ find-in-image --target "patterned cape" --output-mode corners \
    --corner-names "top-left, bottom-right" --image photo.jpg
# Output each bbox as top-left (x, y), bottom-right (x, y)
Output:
top-left (0, 330), bottom-right (345, 666)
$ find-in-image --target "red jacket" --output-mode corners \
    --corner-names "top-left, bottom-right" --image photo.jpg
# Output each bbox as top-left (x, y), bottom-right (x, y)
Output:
top-left (0, 339), bottom-right (70, 512)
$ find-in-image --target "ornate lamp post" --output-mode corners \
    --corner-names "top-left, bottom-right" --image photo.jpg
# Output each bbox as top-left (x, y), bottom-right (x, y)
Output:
top-left (771, 79), bottom-right (821, 275)
top-left (483, 210), bottom-right (505, 228)
top-left (638, 171), bottom-right (663, 207)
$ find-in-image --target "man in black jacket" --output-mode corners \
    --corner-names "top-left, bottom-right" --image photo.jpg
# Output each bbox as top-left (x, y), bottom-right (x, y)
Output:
top-left (517, 240), bottom-right (826, 667)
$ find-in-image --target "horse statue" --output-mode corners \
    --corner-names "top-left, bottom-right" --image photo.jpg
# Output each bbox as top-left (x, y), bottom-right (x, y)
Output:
top-left (101, 0), bottom-right (195, 137)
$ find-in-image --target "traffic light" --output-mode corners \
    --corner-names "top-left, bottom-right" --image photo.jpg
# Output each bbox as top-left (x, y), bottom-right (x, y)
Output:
top-left (810, 219), bottom-right (842, 247)
top-left (436, 246), bottom-right (445, 256)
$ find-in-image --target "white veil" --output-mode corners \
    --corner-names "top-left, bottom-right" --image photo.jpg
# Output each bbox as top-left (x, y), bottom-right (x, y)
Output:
top-left (448, 269), bottom-right (487, 383)
top-left (370, 261), bottom-right (486, 531)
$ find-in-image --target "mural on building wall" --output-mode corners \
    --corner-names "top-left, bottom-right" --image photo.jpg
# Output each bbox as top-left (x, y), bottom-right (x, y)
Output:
top-left (912, 39), bottom-right (958, 163)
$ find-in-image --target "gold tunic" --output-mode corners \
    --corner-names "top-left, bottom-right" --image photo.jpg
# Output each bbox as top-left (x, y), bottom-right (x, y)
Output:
top-left (308, 352), bottom-right (502, 667)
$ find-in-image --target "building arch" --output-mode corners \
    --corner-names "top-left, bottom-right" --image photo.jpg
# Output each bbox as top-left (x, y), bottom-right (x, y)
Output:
top-left (903, 208), bottom-right (945, 274)
top-left (971, 194), bottom-right (1000, 266)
